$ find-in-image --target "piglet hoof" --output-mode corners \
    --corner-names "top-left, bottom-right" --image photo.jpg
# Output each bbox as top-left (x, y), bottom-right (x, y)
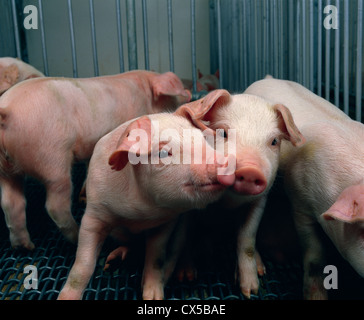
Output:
top-left (57, 288), bottom-right (83, 300)
top-left (176, 263), bottom-right (197, 282)
top-left (304, 276), bottom-right (328, 300)
top-left (11, 234), bottom-right (35, 251)
top-left (142, 285), bottom-right (164, 300)
top-left (235, 262), bottom-right (260, 299)
top-left (104, 246), bottom-right (129, 271)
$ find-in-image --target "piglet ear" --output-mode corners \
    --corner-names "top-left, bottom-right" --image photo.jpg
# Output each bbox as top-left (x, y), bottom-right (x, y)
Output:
top-left (109, 116), bottom-right (152, 171)
top-left (273, 104), bottom-right (305, 147)
top-left (174, 89), bottom-right (231, 131)
top-left (152, 71), bottom-right (191, 102)
top-left (322, 185), bottom-right (364, 223)
top-left (0, 64), bottom-right (19, 93)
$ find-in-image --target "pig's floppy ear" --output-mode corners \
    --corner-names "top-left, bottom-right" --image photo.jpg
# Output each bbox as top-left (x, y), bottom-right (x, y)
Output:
top-left (322, 185), bottom-right (364, 223)
top-left (174, 89), bottom-right (231, 131)
top-left (109, 116), bottom-right (152, 171)
top-left (273, 104), bottom-right (305, 147)
top-left (152, 71), bottom-right (191, 102)
top-left (0, 64), bottom-right (19, 92)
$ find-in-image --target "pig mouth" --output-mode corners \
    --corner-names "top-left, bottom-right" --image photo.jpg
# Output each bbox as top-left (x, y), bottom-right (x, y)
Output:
top-left (184, 181), bottom-right (225, 193)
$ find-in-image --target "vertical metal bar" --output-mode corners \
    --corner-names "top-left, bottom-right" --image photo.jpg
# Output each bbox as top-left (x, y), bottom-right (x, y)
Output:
top-left (302, 0), bottom-right (306, 87)
top-left (309, 0), bottom-right (314, 91)
top-left (254, 0), bottom-right (259, 81)
top-left (67, 0), bottom-right (77, 77)
top-left (38, 0), bottom-right (49, 76)
top-left (334, 0), bottom-right (340, 107)
top-left (191, 0), bottom-right (197, 93)
top-left (11, 0), bottom-right (21, 58)
top-left (216, 0), bottom-right (223, 88)
top-left (89, 0), bottom-right (99, 76)
top-left (317, 0), bottom-right (322, 95)
top-left (325, 0), bottom-right (331, 101)
top-left (356, 0), bottom-right (363, 121)
top-left (273, 0), bottom-right (279, 77)
top-left (296, 0), bottom-right (301, 83)
top-left (142, 0), bottom-right (150, 70)
top-left (116, 0), bottom-right (124, 73)
top-left (288, 0), bottom-right (294, 80)
top-left (126, 0), bottom-right (138, 70)
top-left (278, 0), bottom-right (283, 78)
top-left (242, 0), bottom-right (248, 88)
top-left (167, 0), bottom-right (174, 72)
top-left (343, 0), bottom-right (349, 114)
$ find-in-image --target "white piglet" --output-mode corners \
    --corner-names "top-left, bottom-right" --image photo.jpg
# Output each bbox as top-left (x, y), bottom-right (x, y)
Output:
top-left (0, 70), bottom-right (190, 250)
top-left (245, 77), bottom-right (364, 299)
top-left (176, 89), bottom-right (305, 298)
top-left (58, 109), bottom-right (233, 300)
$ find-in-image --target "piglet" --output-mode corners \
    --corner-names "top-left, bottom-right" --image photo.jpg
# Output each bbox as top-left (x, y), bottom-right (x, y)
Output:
top-left (0, 70), bottom-right (190, 250)
top-left (244, 77), bottom-right (364, 299)
top-left (176, 89), bottom-right (305, 298)
top-left (58, 111), bottom-right (233, 300)
top-left (0, 57), bottom-right (44, 95)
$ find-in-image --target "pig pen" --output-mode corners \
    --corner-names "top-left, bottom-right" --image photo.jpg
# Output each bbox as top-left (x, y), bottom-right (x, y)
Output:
top-left (0, 0), bottom-right (364, 300)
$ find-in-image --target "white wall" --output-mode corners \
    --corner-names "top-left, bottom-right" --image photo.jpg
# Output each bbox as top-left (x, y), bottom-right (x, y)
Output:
top-left (23, 0), bottom-right (210, 80)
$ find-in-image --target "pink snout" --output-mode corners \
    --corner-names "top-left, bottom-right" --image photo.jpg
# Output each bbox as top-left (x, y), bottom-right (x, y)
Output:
top-left (233, 167), bottom-right (267, 195)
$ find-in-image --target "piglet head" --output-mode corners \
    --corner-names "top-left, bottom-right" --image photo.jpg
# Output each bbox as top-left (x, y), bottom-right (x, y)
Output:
top-left (108, 113), bottom-right (230, 210)
top-left (321, 184), bottom-right (364, 278)
top-left (0, 64), bottom-right (19, 95)
top-left (150, 72), bottom-right (191, 112)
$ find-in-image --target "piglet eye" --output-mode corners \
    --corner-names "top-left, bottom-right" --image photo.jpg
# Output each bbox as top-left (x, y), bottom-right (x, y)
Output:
top-left (271, 138), bottom-right (279, 146)
top-left (158, 149), bottom-right (170, 158)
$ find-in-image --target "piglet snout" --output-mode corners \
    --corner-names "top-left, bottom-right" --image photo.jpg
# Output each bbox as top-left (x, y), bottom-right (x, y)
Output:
top-left (234, 167), bottom-right (267, 195)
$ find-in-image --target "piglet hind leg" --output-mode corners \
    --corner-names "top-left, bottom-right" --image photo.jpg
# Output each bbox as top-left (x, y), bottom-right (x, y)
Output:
top-left (294, 210), bottom-right (328, 300)
top-left (1, 176), bottom-right (34, 250)
top-left (58, 213), bottom-right (109, 300)
top-left (44, 174), bottom-right (79, 244)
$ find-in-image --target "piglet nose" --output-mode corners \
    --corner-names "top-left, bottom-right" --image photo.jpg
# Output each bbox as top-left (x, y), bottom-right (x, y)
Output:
top-left (234, 167), bottom-right (267, 195)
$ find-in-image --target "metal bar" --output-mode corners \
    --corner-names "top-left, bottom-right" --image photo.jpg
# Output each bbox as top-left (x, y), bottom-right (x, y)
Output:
top-left (309, 0), bottom-right (314, 91)
top-left (274, 0), bottom-right (279, 78)
top-left (11, 0), bottom-right (21, 58)
top-left (89, 0), bottom-right (99, 76)
top-left (296, 0), bottom-right (301, 83)
top-left (334, 0), bottom-right (340, 107)
top-left (254, 0), bottom-right (259, 81)
top-left (325, 0), bottom-right (331, 101)
top-left (288, 0), bottom-right (294, 80)
top-left (116, 0), bottom-right (124, 73)
top-left (356, 0), bottom-right (363, 121)
top-left (126, 0), bottom-right (138, 70)
top-left (38, 0), bottom-right (49, 76)
top-left (142, 0), bottom-right (150, 70)
top-left (317, 0), bottom-right (322, 95)
top-left (167, 0), bottom-right (174, 72)
top-left (302, 0), bottom-right (306, 87)
top-left (216, 0), bottom-right (223, 88)
top-left (191, 0), bottom-right (197, 93)
top-left (67, 0), bottom-right (77, 77)
top-left (343, 0), bottom-right (349, 114)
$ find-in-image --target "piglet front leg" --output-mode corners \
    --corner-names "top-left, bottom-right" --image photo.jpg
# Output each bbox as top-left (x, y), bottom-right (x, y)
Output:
top-left (236, 196), bottom-right (267, 299)
top-left (142, 219), bottom-right (181, 300)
